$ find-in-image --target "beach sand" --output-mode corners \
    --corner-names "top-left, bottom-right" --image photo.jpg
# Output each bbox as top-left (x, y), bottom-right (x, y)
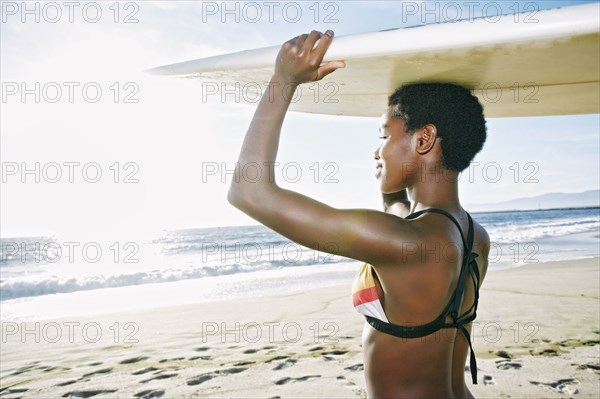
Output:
top-left (1, 257), bottom-right (599, 398)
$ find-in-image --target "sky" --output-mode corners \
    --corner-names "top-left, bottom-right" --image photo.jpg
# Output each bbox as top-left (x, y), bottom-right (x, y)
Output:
top-left (1, 0), bottom-right (599, 238)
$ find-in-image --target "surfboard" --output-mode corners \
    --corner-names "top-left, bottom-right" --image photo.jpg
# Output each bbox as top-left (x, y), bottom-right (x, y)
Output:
top-left (148, 3), bottom-right (600, 118)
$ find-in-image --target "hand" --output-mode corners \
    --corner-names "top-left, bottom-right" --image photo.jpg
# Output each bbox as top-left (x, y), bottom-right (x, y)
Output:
top-left (274, 30), bottom-right (346, 86)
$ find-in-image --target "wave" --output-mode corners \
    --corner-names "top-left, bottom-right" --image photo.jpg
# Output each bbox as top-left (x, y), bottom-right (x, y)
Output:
top-left (0, 255), bottom-right (343, 301)
top-left (487, 216), bottom-right (598, 244)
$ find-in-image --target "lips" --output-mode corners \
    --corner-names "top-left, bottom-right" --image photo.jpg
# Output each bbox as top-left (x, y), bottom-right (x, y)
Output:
top-left (375, 164), bottom-right (382, 178)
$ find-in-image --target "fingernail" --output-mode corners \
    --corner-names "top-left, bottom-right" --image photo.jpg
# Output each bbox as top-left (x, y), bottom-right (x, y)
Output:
top-left (325, 30), bottom-right (334, 37)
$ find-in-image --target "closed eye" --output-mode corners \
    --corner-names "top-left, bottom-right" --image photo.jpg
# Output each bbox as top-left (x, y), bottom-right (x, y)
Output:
top-left (378, 136), bottom-right (389, 139)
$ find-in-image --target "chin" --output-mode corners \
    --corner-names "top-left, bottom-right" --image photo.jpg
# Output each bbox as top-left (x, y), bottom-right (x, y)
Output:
top-left (380, 185), bottom-right (398, 195)
top-left (380, 182), bottom-right (405, 194)
top-left (378, 174), bottom-right (404, 194)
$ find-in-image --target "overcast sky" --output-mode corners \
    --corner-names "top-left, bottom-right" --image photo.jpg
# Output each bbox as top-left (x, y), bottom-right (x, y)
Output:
top-left (1, 0), bottom-right (598, 238)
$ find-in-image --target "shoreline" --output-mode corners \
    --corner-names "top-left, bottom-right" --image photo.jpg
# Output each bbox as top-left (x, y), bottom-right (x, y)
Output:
top-left (2, 227), bottom-right (598, 322)
top-left (0, 261), bottom-right (361, 323)
top-left (1, 257), bottom-right (599, 398)
top-left (470, 205), bottom-right (600, 215)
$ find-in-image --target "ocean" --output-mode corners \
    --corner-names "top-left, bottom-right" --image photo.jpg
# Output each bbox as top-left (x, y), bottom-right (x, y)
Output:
top-left (1, 207), bottom-right (598, 322)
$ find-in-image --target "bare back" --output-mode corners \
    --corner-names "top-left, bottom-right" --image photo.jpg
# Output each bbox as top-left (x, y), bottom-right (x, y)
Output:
top-left (362, 211), bottom-right (490, 399)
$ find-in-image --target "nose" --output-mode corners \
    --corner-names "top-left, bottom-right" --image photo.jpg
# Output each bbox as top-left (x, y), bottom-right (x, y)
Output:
top-left (374, 144), bottom-right (381, 160)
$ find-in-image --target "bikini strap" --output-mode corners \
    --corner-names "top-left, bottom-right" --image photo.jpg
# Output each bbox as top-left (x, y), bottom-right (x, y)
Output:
top-left (405, 208), bottom-right (468, 251)
top-left (405, 208), bottom-right (480, 384)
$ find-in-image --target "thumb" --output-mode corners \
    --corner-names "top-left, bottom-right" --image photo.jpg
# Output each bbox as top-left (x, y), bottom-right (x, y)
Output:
top-left (316, 60), bottom-right (346, 80)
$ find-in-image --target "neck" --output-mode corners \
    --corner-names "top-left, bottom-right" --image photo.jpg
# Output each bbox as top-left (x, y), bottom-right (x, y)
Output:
top-left (406, 167), bottom-right (462, 214)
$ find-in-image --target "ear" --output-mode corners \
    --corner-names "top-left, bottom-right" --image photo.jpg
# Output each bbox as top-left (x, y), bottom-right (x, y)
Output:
top-left (415, 124), bottom-right (438, 154)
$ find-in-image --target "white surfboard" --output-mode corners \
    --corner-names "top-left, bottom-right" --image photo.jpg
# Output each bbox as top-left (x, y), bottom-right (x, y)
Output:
top-left (148, 3), bottom-right (600, 118)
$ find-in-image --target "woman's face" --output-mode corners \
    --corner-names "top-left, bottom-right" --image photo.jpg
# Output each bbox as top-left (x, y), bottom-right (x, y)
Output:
top-left (374, 109), bottom-right (418, 193)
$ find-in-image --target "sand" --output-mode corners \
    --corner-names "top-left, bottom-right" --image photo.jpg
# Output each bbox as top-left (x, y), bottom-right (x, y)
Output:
top-left (1, 257), bottom-right (599, 398)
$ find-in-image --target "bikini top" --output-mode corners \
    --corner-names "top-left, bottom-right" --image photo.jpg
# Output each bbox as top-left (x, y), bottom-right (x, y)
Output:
top-left (351, 207), bottom-right (481, 384)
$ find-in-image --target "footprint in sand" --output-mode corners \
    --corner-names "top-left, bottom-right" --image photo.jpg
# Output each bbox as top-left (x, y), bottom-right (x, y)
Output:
top-left (194, 346), bottom-right (210, 352)
top-left (273, 358), bottom-right (297, 370)
top-left (120, 356), bottom-right (149, 365)
top-left (529, 348), bottom-right (560, 356)
top-left (558, 338), bottom-right (600, 348)
top-left (187, 355), bottom-right (213, 361)
top-left (243, 348), bottom-right (260, 354)
top-left (309, 346), bottom-right (324, 352)
top-left (3, 361), bottom-right (38, 376)
top-left (187, 372), bottom-right (215, 386)
top-left (530, 378), bottom-right (579, 395)
top-left (322, 350), bottom-right (348, 356)
top-left (495, 359), bottom-right (522, 370)
top-left (483, 375), bottom-right (496, 385)
top-left (234, 361), bottom-right (255, 366)
top-left (134, 389), bottom-right (165, 399)
top-left (7, 364), bottom-right (37, 376)
top-left (492, 350), bottom-right (513, 359)
top-left (219, 367), bottom-right (248, 375)
top-left (275, 375), bottom-right (321, 385)
top-left (187, 367), bottom-right (248, 386)
top-left (266, 355), bottom-right (290, 363)
top-left (321, 350), bottom-right (347, 361)
top-left (336, 375), bottom-right (357, 387)
top-left (158, 357), bottom-right (185, 363)
top-left (56, 380), bottom-right (79, 387)
top-left (36, 365), bottom-right (71, 373)
top-left (82, 368), bottom-right (113, 378)
top-left (573, 362), bottom-right (600, 372)
top-left (0, 387), bottom-right (29, 395)
top-left (61, 389), bottom-right (118, 398)
top-left (132, 367), bottom-right (158, 375)
top-left (344, 364), bottom-right (364, 371)
top-left (139, 373), bottom-right (179, 383)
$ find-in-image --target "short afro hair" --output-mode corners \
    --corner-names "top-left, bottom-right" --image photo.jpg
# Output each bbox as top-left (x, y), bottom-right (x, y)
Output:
top-left (388, 82), bottom-right (487, 172)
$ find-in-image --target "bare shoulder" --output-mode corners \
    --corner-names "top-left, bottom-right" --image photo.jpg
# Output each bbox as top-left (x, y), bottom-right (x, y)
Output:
top-left (472, 218), bottom-right (491, 252)
top-left (471, 217), bottom-right (490, 282)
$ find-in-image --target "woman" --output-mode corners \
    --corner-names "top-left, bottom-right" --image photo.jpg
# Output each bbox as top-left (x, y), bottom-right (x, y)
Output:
top-left (228, 30), bottom-right (490, 399)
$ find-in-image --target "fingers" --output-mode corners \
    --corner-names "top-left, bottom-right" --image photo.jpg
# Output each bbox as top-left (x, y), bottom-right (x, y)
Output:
top-left (307, 30), bottom-right (342, 80)
top-left (279, 30), bottom-right (344, 83)
top-left (286, 30), bottom-right (333, 54)
top-left (284, 33), bottom-right (303, 44)
top-left (283, 33), bottom-right (306, 50)
top-left (301, 30), bottom-right (323, 53)
top-left (316, 60), bottom-right (346, 81)
top-left (311, 30), bottom-right (335, 61)
top-left (294, 33), bottom-right (309, 51)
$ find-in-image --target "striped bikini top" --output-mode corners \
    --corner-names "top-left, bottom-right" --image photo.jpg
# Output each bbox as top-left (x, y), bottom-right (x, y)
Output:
top-left (351, 208), bottom-right (481, 384)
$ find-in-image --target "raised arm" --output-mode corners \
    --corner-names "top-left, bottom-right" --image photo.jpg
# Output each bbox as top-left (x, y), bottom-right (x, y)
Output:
top-left (227, 30), bottom-right (415, 265)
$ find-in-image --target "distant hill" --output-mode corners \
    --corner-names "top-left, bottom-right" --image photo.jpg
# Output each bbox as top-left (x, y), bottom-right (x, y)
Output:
top-left (465, 189), bottom-right (600, 212)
